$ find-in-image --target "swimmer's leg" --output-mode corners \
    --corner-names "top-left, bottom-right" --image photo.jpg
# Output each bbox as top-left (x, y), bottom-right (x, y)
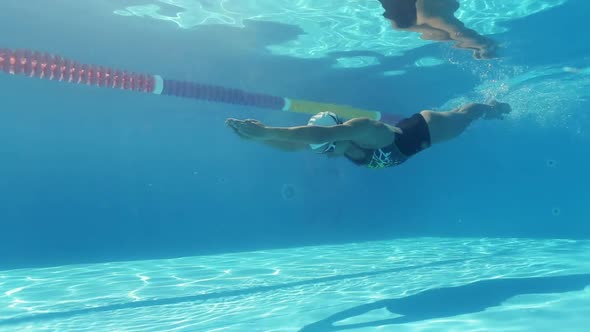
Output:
top-left (420, 101), bottom-right (511, 144)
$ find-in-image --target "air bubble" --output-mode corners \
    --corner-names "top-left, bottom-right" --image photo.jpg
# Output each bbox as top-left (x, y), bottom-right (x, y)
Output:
top-left (281, 184), bottom-right (296, 201)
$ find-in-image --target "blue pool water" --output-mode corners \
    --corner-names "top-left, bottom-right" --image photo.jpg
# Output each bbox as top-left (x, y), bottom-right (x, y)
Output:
top-left (1, 0), bottom-right (589, 331)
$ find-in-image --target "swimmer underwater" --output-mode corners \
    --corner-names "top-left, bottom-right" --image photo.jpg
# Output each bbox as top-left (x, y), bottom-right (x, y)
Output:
top-left (226, 101), bottom-right (511, 170)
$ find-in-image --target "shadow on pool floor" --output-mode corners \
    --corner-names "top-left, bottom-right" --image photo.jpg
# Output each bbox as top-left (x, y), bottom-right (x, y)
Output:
top-left (300, 273), bottom-right (590, 331)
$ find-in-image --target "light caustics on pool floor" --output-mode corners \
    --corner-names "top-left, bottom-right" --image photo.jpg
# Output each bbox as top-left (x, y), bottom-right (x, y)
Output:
top-left (112, 0), bottom-right (566, 64)
top-left (1, 237), bottom-right (589, 331)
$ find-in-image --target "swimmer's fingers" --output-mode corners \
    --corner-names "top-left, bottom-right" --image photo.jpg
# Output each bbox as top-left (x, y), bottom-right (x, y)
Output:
top-left (231, 125), bottom-right (254, 140)
top-left (234, 119), bottom-right (268, 140)
top-left (391, 126), bottom-right (403, 134)
top-left (225, 118), bottom-right (261, 128)
top-left (385, 123), bottom-right (403, 134)
top-left (225, 118), bottom-right (237, 129)
top-left (226, 118), bottom-right (252, 135)
top-left (226, 118), bottom-right (253, 140)
top-left (225, 118), bottom-right (244, 129)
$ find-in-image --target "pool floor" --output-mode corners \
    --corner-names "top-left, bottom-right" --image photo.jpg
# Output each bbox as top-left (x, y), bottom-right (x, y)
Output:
top-left (1, 237), bottom-right (589, 331)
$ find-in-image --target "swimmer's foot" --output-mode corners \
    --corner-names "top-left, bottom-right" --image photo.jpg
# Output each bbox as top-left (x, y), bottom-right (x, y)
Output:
top-left (484, 100), bottom-right (511, 120)
top-left (474, 45), bottom-right (498, 60)
top-left (473, 38), bottom-right (499, 60)
top-left (454, 42), bottom-right (498, 60)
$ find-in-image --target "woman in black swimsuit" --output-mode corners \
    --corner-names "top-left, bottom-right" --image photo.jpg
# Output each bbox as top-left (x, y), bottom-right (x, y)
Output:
top-left (226, 101), bottom-right (511, 170)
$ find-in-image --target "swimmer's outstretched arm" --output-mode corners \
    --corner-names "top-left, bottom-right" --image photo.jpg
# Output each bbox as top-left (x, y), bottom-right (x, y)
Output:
top-left (225, 119), bottom-right (307, 151)
top-left (226, 118), bottom-right (402, 146)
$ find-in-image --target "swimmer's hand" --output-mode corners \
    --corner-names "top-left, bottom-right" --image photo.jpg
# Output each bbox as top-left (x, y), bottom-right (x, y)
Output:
top-left (384, 123), bottom-right (404, 135)
top-left (484, 100), bottom-right (512, 119)
top-left (226, 118), bottom-right (270, 140)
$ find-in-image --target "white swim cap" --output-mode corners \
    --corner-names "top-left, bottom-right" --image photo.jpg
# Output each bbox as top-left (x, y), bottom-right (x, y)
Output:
top-left (307, 112), bottom-right (342, 153)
